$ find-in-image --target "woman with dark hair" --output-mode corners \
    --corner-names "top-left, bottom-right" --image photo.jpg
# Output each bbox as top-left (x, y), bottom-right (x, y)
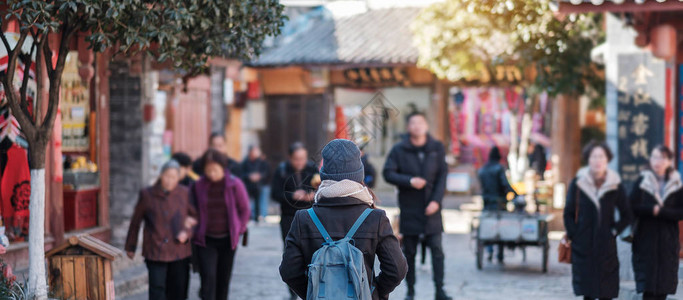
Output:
top-left (564, 141), bottom-right (632, 300)
top-left (477, 146), bottom-right (516, 263)
top-left (270, 141), bottom-right (319, 299)
top-left (630, 145), bottom-right (683, 300)
top-left (125, 160), bottom-right (196, 300)
top-left (191, 149), bottom-right (251, 300)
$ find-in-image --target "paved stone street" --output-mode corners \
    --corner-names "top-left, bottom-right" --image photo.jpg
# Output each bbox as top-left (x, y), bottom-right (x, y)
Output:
top-left (119, 193), bottom-right (683, 300)
top-left (122, 207), bottom-right (581, 300)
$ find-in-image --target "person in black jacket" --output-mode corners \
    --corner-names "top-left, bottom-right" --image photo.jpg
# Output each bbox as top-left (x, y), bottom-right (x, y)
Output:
top-left (630, 145), bottom-right (683, 300)
top-left (383, 112), bottom-right (451, 300)
top-left (477, 146), bottom-right (516, 263)
top-left (192, 132), bottom-right (242, 178)
top-left (172, 152), bottom-right (199, 187)
top-left (361, 150), bottom-right (377, 189)
top-left (563, 141), bottom-right (632, 300)
top-left (271, 142), bottom-right (319, 300)
top-left (241, 145), bottom-right (270, 222)
top-left (528, 143), bottom-right (547, 180)
top-left (280, 139), bottom-right (407, 300)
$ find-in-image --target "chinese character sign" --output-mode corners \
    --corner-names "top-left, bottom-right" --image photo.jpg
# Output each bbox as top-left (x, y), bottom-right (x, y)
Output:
top-left (617, 53), bottom-right (665, 188)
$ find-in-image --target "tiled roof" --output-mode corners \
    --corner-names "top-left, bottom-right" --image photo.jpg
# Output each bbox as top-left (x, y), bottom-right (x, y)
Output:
top-left (250, 7), bottom-right (421, 67)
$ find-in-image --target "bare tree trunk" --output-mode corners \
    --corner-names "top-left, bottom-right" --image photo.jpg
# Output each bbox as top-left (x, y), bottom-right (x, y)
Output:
top-left (508, 114), bottom-right (520, 182)
top-left (28, 169), bottom-right (47, 300)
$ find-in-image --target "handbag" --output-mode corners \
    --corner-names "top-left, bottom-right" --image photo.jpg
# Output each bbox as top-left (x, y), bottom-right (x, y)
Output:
top-left (558, 187), bottom-right (579, 264)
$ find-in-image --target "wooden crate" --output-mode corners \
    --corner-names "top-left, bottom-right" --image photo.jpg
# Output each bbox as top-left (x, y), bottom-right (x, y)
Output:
top-left (63, 188), bottom-right (99, 232)
top-left (46, 235), bottom-right (122, 300)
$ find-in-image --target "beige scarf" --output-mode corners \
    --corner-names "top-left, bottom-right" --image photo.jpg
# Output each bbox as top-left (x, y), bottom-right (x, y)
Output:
top-left (314, 179), bottom-right (374, 206)
top-left (576, 169), bottom-right (621, 211)
top-left (640, 170), bottom-right (682, 205)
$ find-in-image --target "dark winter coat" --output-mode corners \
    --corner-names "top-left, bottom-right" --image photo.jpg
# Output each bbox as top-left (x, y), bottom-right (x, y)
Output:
top-left (279, 196), bottom-right (408, 300)
top-left (270, 161), bottom-right (319, 216)
top-left (478, 161), bottom-right (515, 210)
top-left (630, 170), bottom-right (683, 295)
top-left (240, 157), bottom-right (270, 199)
top-left (362, 154), bottom-right (377, 188)
top-left (563, 169), bottom-right (632, 299)
top-left (125, 183), bottom-right (197, 262)
top-left (383, 135), bottom-right (447, 235)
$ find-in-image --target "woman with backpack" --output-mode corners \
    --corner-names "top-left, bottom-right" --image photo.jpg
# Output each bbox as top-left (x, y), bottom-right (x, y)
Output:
top-left (630, 145), bottom-right (683, 300)
top-left (280, 139), bottom-right (408, 300)
top-left (563, 141), bottom-right (632, 300)
top-left (191, 149), bottom-right (251, 300)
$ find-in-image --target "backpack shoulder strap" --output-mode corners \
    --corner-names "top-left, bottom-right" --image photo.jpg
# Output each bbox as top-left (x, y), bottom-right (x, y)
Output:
top-left (307, 208), bottom-right (333, 244)
top-left (345, 208), bottom-right (374, 240)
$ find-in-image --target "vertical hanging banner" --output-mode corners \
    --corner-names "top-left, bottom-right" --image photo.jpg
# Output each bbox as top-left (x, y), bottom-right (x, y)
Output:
top-left (617, 53), bottom-right (665, 188)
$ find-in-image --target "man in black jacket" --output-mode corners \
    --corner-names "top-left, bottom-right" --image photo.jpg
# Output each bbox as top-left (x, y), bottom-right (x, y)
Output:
top-left (192, 132), bottom-right (242, 178)
top-left (271, 142), bottom-right (319, 300)
top-left (383, 112), bottom-right (451, 300)
top-left (241, 145), bottom-right (270, 222)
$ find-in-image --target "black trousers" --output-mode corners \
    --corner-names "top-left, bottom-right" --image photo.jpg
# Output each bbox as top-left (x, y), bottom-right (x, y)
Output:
top-left (643, 293), bottom-right (667, 300)
top-left (196, 236), bottom-right (237, 300)
top-left (403, 234), bottom-right (445, 291)
top-left (146, 258), bottom-right (191, 300)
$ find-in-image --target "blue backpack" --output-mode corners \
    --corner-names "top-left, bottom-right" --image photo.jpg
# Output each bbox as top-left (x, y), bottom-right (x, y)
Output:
top-left (306, 208), bottom-right (374, 300)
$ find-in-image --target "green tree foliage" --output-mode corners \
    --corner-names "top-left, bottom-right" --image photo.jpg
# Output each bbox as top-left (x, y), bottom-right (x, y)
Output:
top-left (412, 0), bottom-right (603, 96)
top-left (1, 2), bottom-right (285, 298)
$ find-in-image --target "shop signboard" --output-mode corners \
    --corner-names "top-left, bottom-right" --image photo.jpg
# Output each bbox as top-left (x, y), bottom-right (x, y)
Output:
top-left (617, 52), bottom-right (665, 189)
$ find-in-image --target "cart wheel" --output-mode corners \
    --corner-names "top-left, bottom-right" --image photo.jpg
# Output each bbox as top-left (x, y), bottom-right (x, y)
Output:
top-left (542, 241), bottom-right (549, 273)
top-left (476, 240), bottom-right (484, 270)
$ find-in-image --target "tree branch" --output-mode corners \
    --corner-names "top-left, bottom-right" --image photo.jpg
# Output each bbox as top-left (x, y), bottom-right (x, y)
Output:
top-left (2, 29), bottom-right (37, 142)
top-left (0, 30), bottom-right (11, 56)
top-left (42, 22), bottom-right (76, 133)
top-left (42, 39), bottom-right (54, 77)
top-left (34, 38), bottom-right (45, 126)
top-left (18, 41), bottom-right (36, 125)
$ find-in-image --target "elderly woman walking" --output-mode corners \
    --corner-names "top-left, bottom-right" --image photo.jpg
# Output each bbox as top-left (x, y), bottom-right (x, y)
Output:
top-left (125, 160), bottom-right (197, 300)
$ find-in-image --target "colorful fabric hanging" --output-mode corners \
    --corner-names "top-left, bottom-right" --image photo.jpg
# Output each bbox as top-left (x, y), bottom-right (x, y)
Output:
top-left (0, 145), bottom-right (30, 240)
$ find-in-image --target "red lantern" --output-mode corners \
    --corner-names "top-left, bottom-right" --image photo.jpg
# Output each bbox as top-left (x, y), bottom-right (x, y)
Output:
top-left (651, 24), bottom-right (677, 60)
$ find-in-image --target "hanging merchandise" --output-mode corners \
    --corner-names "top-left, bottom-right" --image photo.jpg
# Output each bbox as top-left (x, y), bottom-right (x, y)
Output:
top-left (0, 101), bottom-right (28, 148)
top-left (1, 145), bottom-right (30, 241)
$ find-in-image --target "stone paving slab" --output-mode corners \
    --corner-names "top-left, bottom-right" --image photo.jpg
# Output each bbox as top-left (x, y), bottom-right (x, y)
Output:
top-left (120, 205), bottom-right (683, 300)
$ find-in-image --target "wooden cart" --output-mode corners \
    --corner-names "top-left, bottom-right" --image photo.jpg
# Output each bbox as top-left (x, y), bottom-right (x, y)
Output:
top-left (471, 211), bottom-right (553, 273)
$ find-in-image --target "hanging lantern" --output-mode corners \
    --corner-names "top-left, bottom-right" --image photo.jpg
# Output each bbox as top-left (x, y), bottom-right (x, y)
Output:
top-left (651, 24), bottom-right (677, 60)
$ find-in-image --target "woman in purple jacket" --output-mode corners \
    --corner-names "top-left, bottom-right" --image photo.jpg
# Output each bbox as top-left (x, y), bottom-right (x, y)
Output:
top-left (191, 149), bottom-right (251, 300)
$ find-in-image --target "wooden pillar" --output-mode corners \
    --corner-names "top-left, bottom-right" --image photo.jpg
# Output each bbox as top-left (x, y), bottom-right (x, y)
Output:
top-left (431, 79), bottom-right (448, 143)
top-left (551, 94), bottom-right (582, 186)
top-left (95, 50), bottom-right (111, 236)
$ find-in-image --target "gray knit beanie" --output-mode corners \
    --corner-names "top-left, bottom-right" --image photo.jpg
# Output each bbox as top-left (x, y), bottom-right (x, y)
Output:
top-left (319, 139), bottom-right (364, 183)
top-left (161, 159), bottom-right (181, 174)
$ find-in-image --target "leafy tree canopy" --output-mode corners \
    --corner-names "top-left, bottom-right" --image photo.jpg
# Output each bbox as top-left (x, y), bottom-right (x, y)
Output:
top-left (8, 0), bottom-right (286, 75)
top-left (412, 0), bottom-right (603, 96)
